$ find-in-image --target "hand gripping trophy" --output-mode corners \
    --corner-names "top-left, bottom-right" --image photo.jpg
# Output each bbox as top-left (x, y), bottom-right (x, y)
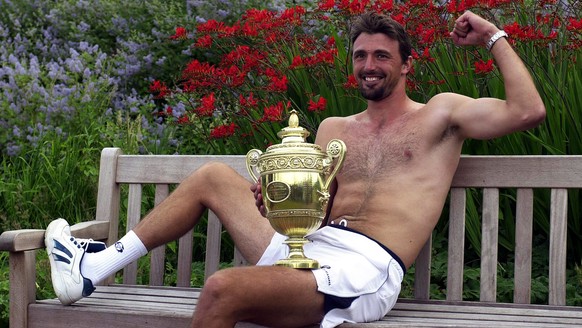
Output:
top-left (246, 110), bottom-right (346, 269)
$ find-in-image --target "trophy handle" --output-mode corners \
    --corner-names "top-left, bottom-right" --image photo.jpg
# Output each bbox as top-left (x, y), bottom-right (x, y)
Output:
top-left (245, 149), bottom-right (262, 183)
top-left (323, 139), bottom-right (346, 191)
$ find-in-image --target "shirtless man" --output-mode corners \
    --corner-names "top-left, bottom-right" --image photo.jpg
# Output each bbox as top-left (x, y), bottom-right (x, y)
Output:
top-left (44, 10), bottom-right (545, 328)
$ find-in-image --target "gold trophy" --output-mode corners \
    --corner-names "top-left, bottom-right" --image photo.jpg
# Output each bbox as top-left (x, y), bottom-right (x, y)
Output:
top-left (246, 110), bottom-right (346, 269)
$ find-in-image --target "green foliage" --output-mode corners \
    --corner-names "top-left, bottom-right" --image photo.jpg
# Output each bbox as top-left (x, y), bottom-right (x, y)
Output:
top-left (1, 134), bottom-right (99, 231)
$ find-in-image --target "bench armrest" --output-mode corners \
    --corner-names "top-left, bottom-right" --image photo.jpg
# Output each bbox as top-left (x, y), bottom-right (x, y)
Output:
top-left (0, 220), bottom-right (111, 252)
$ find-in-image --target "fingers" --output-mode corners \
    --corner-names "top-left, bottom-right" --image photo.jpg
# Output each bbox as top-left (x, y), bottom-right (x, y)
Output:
top-left (451, 11), bottom-right (472, 39)
top-left (250, 182), bottom-right (267, 217)
top-left (452, 20), bottom-right (470, 38)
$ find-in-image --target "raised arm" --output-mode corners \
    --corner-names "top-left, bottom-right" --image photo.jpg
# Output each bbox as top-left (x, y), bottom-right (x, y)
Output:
top-left (447, 11), bottom-right (545, 140)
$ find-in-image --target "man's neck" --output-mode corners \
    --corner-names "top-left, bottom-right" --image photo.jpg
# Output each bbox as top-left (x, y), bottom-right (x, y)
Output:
top-left (364, 90), bottom-right (412, 123)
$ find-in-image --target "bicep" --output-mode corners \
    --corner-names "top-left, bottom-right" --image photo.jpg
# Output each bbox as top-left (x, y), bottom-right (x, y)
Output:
top-left (448, 95), bottom-right (525, 140)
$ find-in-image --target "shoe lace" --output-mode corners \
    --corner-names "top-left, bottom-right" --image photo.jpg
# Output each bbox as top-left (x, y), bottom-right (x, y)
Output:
top-left (76, 238), bottom-right (95, 248)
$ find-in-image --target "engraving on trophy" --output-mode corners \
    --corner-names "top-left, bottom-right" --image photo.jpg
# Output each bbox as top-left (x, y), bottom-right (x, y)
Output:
top-left (266, 181), bottom-right (291, 203)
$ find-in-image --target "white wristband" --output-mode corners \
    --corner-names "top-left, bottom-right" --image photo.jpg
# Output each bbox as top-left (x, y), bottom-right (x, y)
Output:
top-left (486, 30), bottom-right (508, 51)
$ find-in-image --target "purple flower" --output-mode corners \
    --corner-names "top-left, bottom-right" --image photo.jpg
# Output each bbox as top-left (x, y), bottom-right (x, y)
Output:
top-left (77, 21), bottom-right (90, 33)
top-left (6, 144), bottom-right (21, 157)
top-left (12, 126), bottom-right (21, 137)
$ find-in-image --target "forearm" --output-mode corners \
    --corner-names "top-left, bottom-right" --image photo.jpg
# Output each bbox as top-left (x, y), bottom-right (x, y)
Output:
top-left (489, 34), bottom-right (545, 122)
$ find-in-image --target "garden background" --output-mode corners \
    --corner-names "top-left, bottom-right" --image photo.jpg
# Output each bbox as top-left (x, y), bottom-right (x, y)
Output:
top-left (1, 0), bottom-right (581, 326)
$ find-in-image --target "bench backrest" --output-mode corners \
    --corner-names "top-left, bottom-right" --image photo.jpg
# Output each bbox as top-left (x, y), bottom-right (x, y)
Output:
top-left (96, 148), bottom-right (581, 305)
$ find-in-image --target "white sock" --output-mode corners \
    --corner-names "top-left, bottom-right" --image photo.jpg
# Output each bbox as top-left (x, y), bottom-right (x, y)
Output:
top-left (80, 230), bottom-right (148, 285)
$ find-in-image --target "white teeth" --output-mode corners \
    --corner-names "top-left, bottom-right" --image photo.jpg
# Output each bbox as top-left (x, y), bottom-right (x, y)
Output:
top-left (365, 77), bottom-right (380, 81)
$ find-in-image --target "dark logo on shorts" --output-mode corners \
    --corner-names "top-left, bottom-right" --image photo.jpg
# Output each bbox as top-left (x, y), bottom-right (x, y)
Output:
top-left (320, 265), bottom-right (332, 286)
top-left (115, 242), bottom-right (124, 253)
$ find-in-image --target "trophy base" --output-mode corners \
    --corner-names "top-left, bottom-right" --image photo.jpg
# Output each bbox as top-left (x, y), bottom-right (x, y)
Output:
top-left (274, 257), bottom-right (319, 269)
top-left (273, 236), bottom-right (320, 269)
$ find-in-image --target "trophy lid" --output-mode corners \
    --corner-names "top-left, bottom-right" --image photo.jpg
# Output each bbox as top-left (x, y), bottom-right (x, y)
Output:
top-left (277, 110), bottom-right (310, 143)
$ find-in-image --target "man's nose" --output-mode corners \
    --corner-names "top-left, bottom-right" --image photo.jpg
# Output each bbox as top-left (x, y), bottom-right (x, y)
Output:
top-left (364, 56), bottom-right (376, 70)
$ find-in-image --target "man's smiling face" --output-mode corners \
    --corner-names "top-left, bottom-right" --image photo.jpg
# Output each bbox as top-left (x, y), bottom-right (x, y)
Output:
top-left (352, 33), bottom-right (406, 101)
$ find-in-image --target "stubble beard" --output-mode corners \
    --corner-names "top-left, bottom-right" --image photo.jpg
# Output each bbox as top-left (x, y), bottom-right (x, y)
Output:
top-left (358, 72), bottom-right (400, 102)
top-left (360, 86), bottom-right (391, 101)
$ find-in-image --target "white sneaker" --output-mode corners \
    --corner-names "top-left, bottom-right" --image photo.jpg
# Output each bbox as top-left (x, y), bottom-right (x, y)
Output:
top-left (45, 218), bottom-right (105, 305)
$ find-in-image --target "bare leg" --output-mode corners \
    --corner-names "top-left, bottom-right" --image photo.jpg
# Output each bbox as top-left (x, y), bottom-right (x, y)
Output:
top-left (191, 266), bottom-right (324, 328)
top-left (133, 162), bottom-right (275, 264)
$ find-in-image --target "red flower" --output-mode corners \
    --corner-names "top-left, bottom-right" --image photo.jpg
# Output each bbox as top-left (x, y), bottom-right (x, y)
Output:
top-left (474, 59), bottom-right (494, 74)
top-left (149, 80), bottom-right (170, 98)
top-left (195, 34), bottom-right (213, 48)
top-left (318, 0), bottom-right (336, 11)
top-left (195, 93), bottom-right (216, 116)
top-left (372, 0), bottom-right (394, 12)
top-left (567, 18), bottom-right (582, 31)
top-left (182, 60), bottom-right (217, 90)
top-left (262, 102), bottom-right (287, 122)
top-left (170, 27), bottom-right (188, 40)
top-left (423, 47), bottom-right (435, 62)
top-left (343, 74), bottom-right (358, 89)
top-left (239, 93), bottom-right (259, 115)
top-left (267, 75), bottom-right (288, 92)
top-left (326, 36), bottom-right (336, 47)
top-left (240, 93), bottom-right (258, 107)
top-left (339, 0), bottom-right (370, 14)
top-left (290, 55), bottom-right (304, 69)
top-left (308, 97), bottom-right (327, 112)
top-left (221, 65), bottom-right (246, 87)
top-left (196, 20), bottom-right (221, 33)
top-left (446, 0), bottom-right (458, 13)
top-left (210, 122), bottom-right (237, 139)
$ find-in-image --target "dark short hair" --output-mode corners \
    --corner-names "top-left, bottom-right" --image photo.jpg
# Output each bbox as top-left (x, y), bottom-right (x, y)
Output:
top-left (349, 12), bottom-right (412, 62)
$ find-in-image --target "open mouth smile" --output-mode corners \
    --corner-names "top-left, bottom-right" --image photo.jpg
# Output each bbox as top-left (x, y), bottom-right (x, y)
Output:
top-left (364, 76), bottom-right (381, 82)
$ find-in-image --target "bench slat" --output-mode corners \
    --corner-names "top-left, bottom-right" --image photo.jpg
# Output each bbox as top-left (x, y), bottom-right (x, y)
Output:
top-left (447, 188), bottom-right (466, 301)
top-left (549, 188), bottom-right (568, 305)
top-left (452, 156), bottom-right (582, 188)
top-left (123, 183), bottom-right (142, 285)
top-left (95, 148), bottom-right (122, 270)
top-left (177, 229), bottom-right (194, 287)
top-left (205, 212), bottom-right (222, 281)
top-left (480, 188), bottom-right (499, 302)
top-left (392, 300), bottom-right (582, 319)
top-left (149, 184), bottom-right (169, 286)
top-left (413, 236), bottom-right (431, 300)
top-left (514, 188), bottom-right (534, 304)
top-left (115, 155), bottom-right (248, 184)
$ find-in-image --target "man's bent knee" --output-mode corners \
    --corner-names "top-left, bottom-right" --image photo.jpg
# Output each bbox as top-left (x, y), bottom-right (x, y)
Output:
top-left (197, 269), bottom-right (243, 313)
top-left (193, 161), bottom-right (248, 187)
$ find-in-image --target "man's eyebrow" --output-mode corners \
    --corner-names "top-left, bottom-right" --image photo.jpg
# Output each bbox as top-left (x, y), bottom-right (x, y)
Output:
top-left (353, 49), bottom-right (392, 56)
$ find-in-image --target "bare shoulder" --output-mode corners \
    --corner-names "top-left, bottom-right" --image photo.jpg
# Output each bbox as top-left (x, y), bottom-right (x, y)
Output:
top-left (318, 116), bottom-right (351, 132)
top-left (426, 92), bottom-right (472, 109)
top-left (315, 116), bottom-right (351, 145)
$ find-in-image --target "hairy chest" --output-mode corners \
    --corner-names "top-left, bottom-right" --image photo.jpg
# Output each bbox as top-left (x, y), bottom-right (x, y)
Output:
top-left (338, 119), bottom-right (422, 180)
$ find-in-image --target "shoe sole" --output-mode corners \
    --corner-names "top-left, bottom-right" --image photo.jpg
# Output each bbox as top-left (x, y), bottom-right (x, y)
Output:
top-left (45, 218), bottom-right (79, 305)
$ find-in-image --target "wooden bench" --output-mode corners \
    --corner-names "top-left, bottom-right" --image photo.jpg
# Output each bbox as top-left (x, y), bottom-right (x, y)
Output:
top-left (1, 147), bottom-right (582, 327)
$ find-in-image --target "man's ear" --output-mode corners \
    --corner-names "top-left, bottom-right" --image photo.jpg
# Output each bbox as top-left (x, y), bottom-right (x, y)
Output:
top-left (401, 55), bottom-right (413, 74)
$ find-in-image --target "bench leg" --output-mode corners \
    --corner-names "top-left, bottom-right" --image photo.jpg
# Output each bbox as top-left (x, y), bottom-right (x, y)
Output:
top-left (10, 250), bottom-right (36, 328)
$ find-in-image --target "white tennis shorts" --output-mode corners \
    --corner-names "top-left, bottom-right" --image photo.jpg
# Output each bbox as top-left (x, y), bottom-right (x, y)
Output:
top-left (257, 224), bottom-right (406, 328)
